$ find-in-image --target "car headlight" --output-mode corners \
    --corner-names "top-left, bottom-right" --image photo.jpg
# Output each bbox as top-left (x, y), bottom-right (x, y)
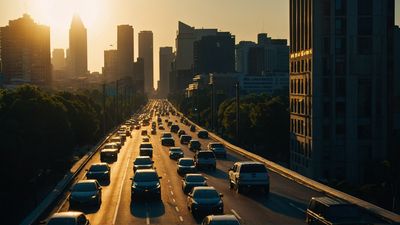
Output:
top-left (91, 195), bottom-right (97, 199)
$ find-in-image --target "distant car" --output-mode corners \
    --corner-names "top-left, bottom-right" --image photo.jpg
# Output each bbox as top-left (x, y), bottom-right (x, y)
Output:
top-left (103, 142), bottom-right (120, 152)
top-left (133, 156), bottom-right (154, 172)
top-left (45, 211), bottom-right (90, 225)
top-left (190, 125), bottom-right (196, 132)
top-left (178, 129), bottom-right (186, 137)
top-left (170, 124), bottom-right (180, 133)
top-left (109, 136), bottom-right (122, 148)
top-left (197, 130), bottom-right (209, 139)
top-left (208, 142), bottom-right (227, 158)
top-left (158, 125), bottom-right (165, 130)
top-left (86, 163), bottom-right (111, 182)
top-left (201, 215), bottom-right (241, 225)
top-left (125, 129), bottom-right (131, 137)
top-left (139, 143), bottom-right (153, 158)
top-left (180, 135), bottom-right (192, 145)
top-left (194, 150), bottom-right (216, 171)
top-left (167, 121), bottom-right (173, 127)
top-left (141, 130), bottom-right (148, 136)
top-left (142, 137), bottom-right (150, 142)
top-left (161, 137), bottom-right (175, 146)
top-left (169, 147), bottom-right (184, 159)
top-left (228, 162), bottom-right (269, 194)
top-left (100, 148), bottom-right (118, 162)
top-left (189, 140), bottom-right (201, 151)
top-left (131, 169), bottom-right (162, 200)
top-left (151, 128), bottom-right (156, 135)
top-left (182, 173), bottom-right (208, 194)
top-left (177, 158), bottom-right (197, 174)
top-left (69, 180), bottom-right (102, 208)
top-left (187, 186), bottom-right (223, 217)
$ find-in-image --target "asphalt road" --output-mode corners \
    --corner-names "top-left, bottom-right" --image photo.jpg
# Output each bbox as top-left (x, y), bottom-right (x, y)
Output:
top-left (55, 100), bottom-right (325, 225)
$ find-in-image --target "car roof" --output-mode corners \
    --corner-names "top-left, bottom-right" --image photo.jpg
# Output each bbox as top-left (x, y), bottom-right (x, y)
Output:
top-left (209, 142), bottom-right (222, 145)
top-left (236, 161), bottom-right (264, 166)
top-left (197, 150), bottom-right (214, 153)
top-left (90, 163), bottom-right (108, 167)
top-left (135, 169), bottom-right (157, 173)
top-left (101, 148), bottom-right (118, 152)
top-left (135, 156), bottom-right (151, 159)
top-left (76, 179), bottom-right (97, 184)
top-left (185, 173), bottom-right (204, 178)
top-left (50, 211), bottom-right (84, 219)
top-left (169, 147), bottom-right (182, 150)
top-left (311, 197), bottom-right (350, 206)
top-left (179, 157), bottom-right (194, 161)
top-left (192, 186), bottom-right (216, 192)
top-left (207, 215), bottom-right (239, 221)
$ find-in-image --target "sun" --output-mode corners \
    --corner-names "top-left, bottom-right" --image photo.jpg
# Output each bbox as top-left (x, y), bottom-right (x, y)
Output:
top-left (26, 0), bottom-right (104, 30)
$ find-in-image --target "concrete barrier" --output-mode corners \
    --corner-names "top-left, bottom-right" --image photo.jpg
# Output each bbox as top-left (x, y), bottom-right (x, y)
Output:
top-left (171, 103), bottom-right (400, 224)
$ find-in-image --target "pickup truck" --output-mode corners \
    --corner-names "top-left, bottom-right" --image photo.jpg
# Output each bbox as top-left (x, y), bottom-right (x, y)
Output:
top-left (228, 161), bottom-right (269, 194)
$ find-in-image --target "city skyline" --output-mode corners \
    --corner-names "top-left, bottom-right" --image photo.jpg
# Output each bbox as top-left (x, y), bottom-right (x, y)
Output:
top-left (2, 0), bottom-right (398, 88)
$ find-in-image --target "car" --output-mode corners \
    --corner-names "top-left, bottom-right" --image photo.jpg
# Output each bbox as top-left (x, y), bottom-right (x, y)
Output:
top-left (161, 132), bottom-right (172, 138)
top-left (100, 148), bottom-right (118, 162)
top-left (306, 197), bottom-right (364, 225)
top-left (109, 136), bottom-right (122, 148)
top-left (190, 125), bottom-right (196, 132)
top-left (201, 215), bottom-right (241, 225)
top-left (44, 211), bottom-right (90, 225)
top-left (177, 158), bottom-right (197, 174)
top-left (178, 129), bottom-right (186, 137)
top-left (189, 139), bottom-right (201, 151)
top-left (141, 129), bottom-right (148, 136)
top-left (119, 133), bottom-right (127, 143)
top-left (161, 137), bottom-right (175, 146)
top-left (187, 186), bottom-right (223, 217)
top-left (197, 130), bottom-right (209, 139)
top-left (208, 142), bottom-right (227, 158)
top-left (86, 163), bottom-right (111, 182)
top-left (228, 162), bottom-right (270, 194)
top-left (69, 180), bottom-right (102, 208)
top-left (182, 173), bottom-right (208, 194)
top-left (103, 142), bottom-right (120, 152)
top-left (158, 125), bottom-right (165, 130)
top-left (167, 121), bottom-right (173, 127)
top-left (170, 124), bottom-right (180, 133)
top-left (142, 137), bottom-right (150, 142)
top-left (151, 128), bottom-right (156, 135)
top-left (133, 156), bottom-right (154, 172)
top-left (194, 150), bottom-right (216, 171)
top-left (169, 147), bottom-right (184, 159)
top-left (180, 135), bottom-right (192, 144)
top-left (139, 143), bottom-right (153, 158)
top-left (130, 169), bottom-right (162, 200)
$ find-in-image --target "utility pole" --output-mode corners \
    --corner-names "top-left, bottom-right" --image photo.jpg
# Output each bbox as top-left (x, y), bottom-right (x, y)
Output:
top-left (236, 82), bottom-right (240, 144)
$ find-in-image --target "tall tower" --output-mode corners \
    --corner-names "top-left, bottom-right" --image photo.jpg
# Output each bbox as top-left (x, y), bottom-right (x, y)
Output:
top-left (159, 47), bottom-right (174, 97)
top-left (117, 25), bottom-right (134, 79)
top-left (289, 0), bottom-right (394, 184)
top-left (68, 14), bottom-right (88, 78)
top-left (138, 31), bottom-right (154, 93)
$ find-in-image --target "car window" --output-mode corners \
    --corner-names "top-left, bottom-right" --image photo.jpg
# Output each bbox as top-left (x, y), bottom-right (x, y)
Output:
top-left (140, 143), bottom-right (152, 148)
top-left (186, 175), bottom-right (205, 182)
top-left (211, 143), bottom-right (224, 148)
top-left (134, 172), bottom-right (158, 182)
top-left (72, 182), bottom-right (97, 192)
top-left (135, 158), bottom-right (152, 164)
top-left (47, 218), bottom-right (76, 225)
top-left (179, 159), bottom-right (194, 166)
top-left (240, 164), bottom-right (267, 173)
top-left (325, 205), bottom-right (361, 220)
top-left (193, 189), bottom-right (219, 199)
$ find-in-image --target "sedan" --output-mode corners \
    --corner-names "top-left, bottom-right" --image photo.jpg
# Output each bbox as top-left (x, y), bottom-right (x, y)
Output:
top-left (131, 169), bottom-right (162, 200)
top-left (187, 186), bottom-right (223, 218)
top-left (201, 215), bottom-right (241, 225)
top-left (177, 158), bottom-right (197, 175)
top-left (169, 147), bottom-right (184, 159)
top-left (161, 137), bottom-right (175, 146)
top-left (86, 163), bottom-right (110, 182)
top-left (182, 173), bottom-right (208, 194)
top-left (45, 211), bottom-right (89, 225)
top-left (133, 156), bottom-right (154, 172)
top-left (69, 180), bottom-right (102, 209)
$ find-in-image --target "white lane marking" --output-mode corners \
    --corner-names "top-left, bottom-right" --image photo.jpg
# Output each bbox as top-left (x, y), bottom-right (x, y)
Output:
top-left (179, 216), bottom-right (183, 222)
top-left (289, 202), bottom-right (306, 213)
top-left (170, 191), bottom-right (174, 195)
top-left (146, 210), bottom-right (150, 224)
top-left (175, 206), bottom-right (180, 212)
top-left (57, 193), bottom-right (70, 212)
top-left (112, 141), bottom-right (133, 225)
top-left (172, 198), bottom-right (176, 203)
top-left (231, 209), bottom-right (242, 220)
top-left (167, 179), bottom-right (170, 183)
top-left (168, 185), bottom-right (172, 188)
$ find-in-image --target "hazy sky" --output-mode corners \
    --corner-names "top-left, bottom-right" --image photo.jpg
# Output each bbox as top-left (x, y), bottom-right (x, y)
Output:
top-left (1, 0), bottom-right (399, 89)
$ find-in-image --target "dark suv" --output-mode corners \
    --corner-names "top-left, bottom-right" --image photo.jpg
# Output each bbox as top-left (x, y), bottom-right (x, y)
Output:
top-left (170, 124), bottom-right (180, 133)
top-left (130, 169), bottom-right (162, 200)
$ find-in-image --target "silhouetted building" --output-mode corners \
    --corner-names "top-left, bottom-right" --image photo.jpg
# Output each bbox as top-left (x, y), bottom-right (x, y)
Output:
top-left (235, 41), bottom-right (256, 74)
top-left (393, 25), bottom-right (400, 164)
top-left (193, 32), bottom-right (235, 74)
top-left (52, 49), bottom-right (66, 71)
top-left (103, 50), bottom-right (118, 82)
top-left (289, 0), bottom-right (394, 184)
top-left (68, 14), bottom-right (88, 78)
top-left (247, 47), bottom-right (265, 76)
top-left (138, 31), bottom-right (153, 93)
top-left (118, 25), bottom-right (134, 79)
top-left (257, 33), bottom-right (289, 74)
top-left (0, 14), bottom-right (51, 86)
top-left (133, 57), bottom-right (145, 94)
top-left (159, 47), bottom-right (174, 98)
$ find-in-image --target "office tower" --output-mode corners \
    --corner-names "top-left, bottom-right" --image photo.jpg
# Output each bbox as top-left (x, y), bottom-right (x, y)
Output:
top-left (117, 25), bottom-right (134, 79)
top-left (133, 57), bottom-right (145, 94)
top-left (138, 31), bottom-right (153, 93)
top-left (0, 14), bottom-right (51, 86)
top-left (159, 47), bottom-right (174, 98)
top-left (68, 14), bottom-right (88, 78)
top-left (393, 25), bottom-right (400, 165)
top-left (257, 33), bottom-right (289, 74)
top-left (289, 0), bottom-right (394, 184)
top-left (52, 49), bottom-right (66, 71)
top-left (103, 50), bottom-right (118, 82)
top-left (193, 32), bottom-right (235, 74)
top-left (235, 41), bottom-right (256, 74)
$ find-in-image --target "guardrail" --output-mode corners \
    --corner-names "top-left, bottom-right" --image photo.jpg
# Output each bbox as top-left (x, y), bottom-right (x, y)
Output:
top-left (20, 110), bottom-right (143, 225)
top-left (169, 102), bottom-right (400, 224)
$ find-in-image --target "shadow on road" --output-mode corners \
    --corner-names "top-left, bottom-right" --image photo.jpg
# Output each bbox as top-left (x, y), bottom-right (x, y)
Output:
top-left (130, 200), bottom-right (165, 218)
top-left (202, 168), bottom-right (228, 179)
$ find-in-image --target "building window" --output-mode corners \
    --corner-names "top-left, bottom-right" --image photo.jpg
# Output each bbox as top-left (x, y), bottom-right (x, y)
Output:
top-left (336, 78), bottom-right (346, 97)
top-left (335, 0), bottom-right (346, 15)
top-left (357, 125), bottom-right (371, 139)
top-left (358, 0), bottom-right (372, 16)
top-left (357, 37), bottom-right (372, 55)
top-left (335, 37), bottom-right (346, 54)
top-left (358, 17), bottom-right (372, 35)
top-left (335, 18), bottom-right (346, 35)
top-left (335, 58), bottom-right (346, 76)
top-left (336, 102), bottom-right (346, 117)
top-left (323, 78), bottom-right (331, 97)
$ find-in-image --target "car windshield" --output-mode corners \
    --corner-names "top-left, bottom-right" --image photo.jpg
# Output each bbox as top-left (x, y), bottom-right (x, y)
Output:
top-left (72, 182), bottom-right (97, 192)
top-left (89, 165), bottom-right (108, 172)
top-left (140, 143), bottom-right (152, 148)
top-left (111, 138), bottom-right (120, 142)
top-left (163, 133), bottom-right (172, 138)
top-left (240, 164), bottom-right (267, 173)
top-left (186, 175), bottom-right (205, 182)
top-left (326, 205), bottom-right (361, 220)
top-left (47, 218), bottom-right (76, 225)
top-left (135, 158), bottom-right (152, 164)
top-left (193, 189), bottom-right (219, 199)
top-left (179, 159), bottom-right (194, 166)
top-left (191, 141), bottom-right (200, 145)
top-left (104, 144), bottom-right (117, 149)
top-left (198, 152), bottom-right (215, 159)
top-left (170, 149), bottom-right (182, 153)
top-left (211, 143), bottom-right (224, 148)
top-left (134, 172), bottom-right (159, 182)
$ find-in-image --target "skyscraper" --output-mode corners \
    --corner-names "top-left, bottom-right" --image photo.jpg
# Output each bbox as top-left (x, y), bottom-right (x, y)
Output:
top-left (159, 47), bottom-right (174, 98)
top-left (68, 14), bottom-right (88, 78)
top-left (289, 0), bottom-right (394, 184)
top-left (0, 14), bottom-right (51, 86)
top-left (117, 25), bottom-right (134, 80)
top-left (103, 50), bottom-right (118, 83)
top-left (133, 57), bottom-right (145, 94)
top-left (138, 31), bottom-right (153, 93)
top-left (52, 49), bottom-right (66, 71)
